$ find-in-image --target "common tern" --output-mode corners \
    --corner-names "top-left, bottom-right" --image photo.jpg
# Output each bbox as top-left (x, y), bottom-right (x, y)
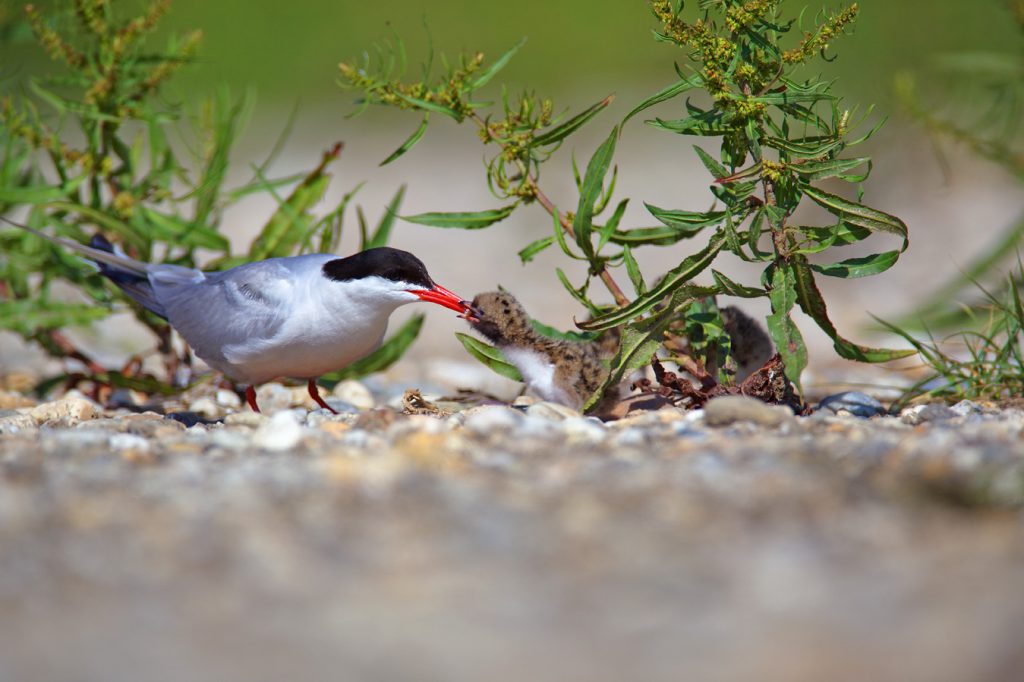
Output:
top-left (3, 218), bottom-right (472, 412)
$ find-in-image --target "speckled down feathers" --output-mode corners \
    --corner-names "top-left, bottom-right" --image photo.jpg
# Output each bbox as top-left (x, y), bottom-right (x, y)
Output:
top-left (467, 291), bottom-right (618, 410)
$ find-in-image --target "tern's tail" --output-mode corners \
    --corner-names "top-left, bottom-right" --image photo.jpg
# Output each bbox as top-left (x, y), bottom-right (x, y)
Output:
top-left (2, 217), bottom-right (167, 319)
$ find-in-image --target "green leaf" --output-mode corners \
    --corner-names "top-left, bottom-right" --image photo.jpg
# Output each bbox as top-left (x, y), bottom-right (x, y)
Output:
top-left (765, 263), bottom-right (808, 392)
top-left (139, 209), bottom-right (229, 252)
top-left (394, 92), bottom-right (462, 121)
top-left (402, 203), bottom-right (517, 229)
top-left (45, 201), bottom-right (148, 249)
top-left (454, 332), bottom-right (524, 381)
top-left (810, 250), bottom-right (900, 279)
top-left (645, 202), bottom-right (727, 235)
top-left (791, 157), bottom-right (871, 182)
top-left (365, 185), bottom-right (406, 249)
top-left (623, 245), bottom-right (646, 296)
top-left (530, 320), bottom-right (598, 342)
top-left (762, 135), bottom-right (844, 158)
top-left (555, 267), bottom-right (601, 314)
top-left (608, 225), bottom-right (696, 246)
top-left (573, 126), bottom-right (619, 259)
top-left (470, 37), bottom-right (527, 91)
top-left (248, 166), bottom-right (333, 260)
top-left (693, 145), bottom-right (729, 179)
top-left (622, 74), bottom-right (701, 127)
top-left (581, 287), bottom-right (695, 411)
top-left (790, 258), bottom-right (916, 362)
top-left (0, 299), bottom-right (109, 335)
top-left (321, 313), bottom-right (424, 385)
top-left (596, 198), bottom-right (629, 251)
top-left (533, 96), bottom-right (614, 146)
top-left (712, 269), bottom-right (765, 298)
top-left (380, 114), bottom-right (430, 166)
top-left (518, 236), bottom-right (555, 263)
top-left (579, 232), bottom-right (726, 330)
top-left (193, 88), bottom-right (253, 227)
top-left (802, 185), bottom-right (908, 248)
top-left (0, 174), bottom-right (87, 204)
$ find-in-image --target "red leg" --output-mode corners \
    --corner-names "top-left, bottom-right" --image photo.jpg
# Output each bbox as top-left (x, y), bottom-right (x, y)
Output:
top-left (245, 385), bottom-right (260, 413)
top-left (308, 379), bottom-right (338, 414)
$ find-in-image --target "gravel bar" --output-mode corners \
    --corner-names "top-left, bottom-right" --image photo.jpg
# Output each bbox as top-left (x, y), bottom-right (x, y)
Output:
top-left (1, 385), bottom-right (1023, 682)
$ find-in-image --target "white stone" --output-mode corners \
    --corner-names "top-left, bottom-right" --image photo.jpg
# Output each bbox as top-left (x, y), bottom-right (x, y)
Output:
top-left (463, 406), bottom-right (525, 435)
top-left (331, 380), bottom-right (375, 410)
top-left (252, 410), bottom-right (305, 451)
top-left (527, 401), bottom-right (580, 422)
top-left (108, 433), bottom-right (151, 452)
top-left (562, 416), bottom-right (607, 443)
top-left (255, 383), bottom-right (295, 413)
top-left (29, 397), bottom-right (96, 425)
top-left (189, 397), bottom-right (220, 419)
top-left (216, 389), bottom-right (242, 408)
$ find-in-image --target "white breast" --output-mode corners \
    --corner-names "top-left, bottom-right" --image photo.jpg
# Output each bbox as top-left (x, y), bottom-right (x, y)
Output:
top-left (502, 346), bottom-right (576, 407)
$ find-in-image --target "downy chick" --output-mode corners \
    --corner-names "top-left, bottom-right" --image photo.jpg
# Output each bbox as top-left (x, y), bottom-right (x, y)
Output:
top-left (464, 291), bottom-right (618, 410)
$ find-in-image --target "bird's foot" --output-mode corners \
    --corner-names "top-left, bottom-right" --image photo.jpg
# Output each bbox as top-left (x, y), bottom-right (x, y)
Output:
top-left (245, 385), bottom-right (261, 412)
top-left (307, 379), bottom-right (338, 414)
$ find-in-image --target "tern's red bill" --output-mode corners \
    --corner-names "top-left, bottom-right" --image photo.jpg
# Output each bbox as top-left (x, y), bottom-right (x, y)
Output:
top-left (408, 284), bottom-right (471, 314)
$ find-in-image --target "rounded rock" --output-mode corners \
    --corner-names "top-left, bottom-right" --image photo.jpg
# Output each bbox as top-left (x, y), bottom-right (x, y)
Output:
top-left (703, 395), bottom-right (794, 428)
top-left (527, 401), bottom-right (580, 422)
top-left (331, 380), bottom-right (375, 410)
top-left (29, 397), bottom-right (97, 425)
top-left (817, 391), bottom-right (887, 418)
top-left (901, 403), bottom-right (956, 425)
top-left (252, 410), bottom-right (306, 450)
top-left (463, 406), bottom-right (525, 435)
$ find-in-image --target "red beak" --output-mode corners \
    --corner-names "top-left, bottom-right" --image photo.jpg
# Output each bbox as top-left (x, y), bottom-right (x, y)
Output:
top-left (408, 284), bottom-right (471, 314)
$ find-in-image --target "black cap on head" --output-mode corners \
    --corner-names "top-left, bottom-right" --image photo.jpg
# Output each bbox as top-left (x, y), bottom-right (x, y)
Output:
top-left (322, 247), bottom-right (434, 289)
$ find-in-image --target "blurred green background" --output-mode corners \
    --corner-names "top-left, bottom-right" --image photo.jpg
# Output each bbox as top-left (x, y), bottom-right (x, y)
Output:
top-left (2, 0), bottom-right (1018, 113)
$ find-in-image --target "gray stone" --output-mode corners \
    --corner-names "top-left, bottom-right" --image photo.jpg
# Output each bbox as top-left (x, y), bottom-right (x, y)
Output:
top-left (901, 403), bottom-right (957, 425)
top-left (704, 395), bottom-right (795, 428)
top-left (951, 400), bottom-right (984, 418)
top-left (817, 391), bottom-right (887, 418)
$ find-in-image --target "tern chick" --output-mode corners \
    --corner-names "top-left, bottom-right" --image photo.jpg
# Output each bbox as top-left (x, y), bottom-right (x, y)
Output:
top-left (464, 291), bottom-right (619, 411)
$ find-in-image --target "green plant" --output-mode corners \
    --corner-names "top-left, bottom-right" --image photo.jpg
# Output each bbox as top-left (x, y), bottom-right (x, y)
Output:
top-left (892, 0), bottom-right (1024, 333)
top-left (338, 0), bottom-right (913, 410)
top-left (0, 0), bottom-right (416, 399)
top-left (880, 261), bottom-right (1024, 408)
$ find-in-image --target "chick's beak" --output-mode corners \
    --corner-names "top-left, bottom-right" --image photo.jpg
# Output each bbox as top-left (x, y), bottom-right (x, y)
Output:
top-left (408, 284), bottom-right (473, 315)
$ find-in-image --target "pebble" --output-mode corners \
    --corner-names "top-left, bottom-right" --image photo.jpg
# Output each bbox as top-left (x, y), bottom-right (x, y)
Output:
top-left (0, 390), bottom-right (36, 409)
top-left (224, 412), bottom-right (268, 428)
top-left (331, 380), bottom-right (375, 410)
top-left (463, 406), bottom-right (525, 435)
top-left (0, 412), bottom-right (37, 435)
top-left (28, 397), bottom-right (96, 425)
top-left (901, 403), bottom-right (957, 425)
top-left (526, 401), bottom-right (580, 422)
top-left (216, 389), bottom-right (242, 409)
top-left (703, 395), bottom-right (794, 428)
top-left (108, 433), bottom-right (151, 453)
top-left (951, 400), bottom-right (983, 418)
top-left (817, 391), bottom-right (887, 418)
top-left (255, 383), bottom-right (297, 413)
top-left (561, 417), bottom-right (607, 443)
top-left (189, 397), bottom-right (221, 419)
top-left (251, 411), bottom-right (305, 450)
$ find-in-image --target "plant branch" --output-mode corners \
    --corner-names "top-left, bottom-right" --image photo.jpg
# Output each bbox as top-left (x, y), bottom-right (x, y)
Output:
top-left (469, 112), bottom-right (630, 307)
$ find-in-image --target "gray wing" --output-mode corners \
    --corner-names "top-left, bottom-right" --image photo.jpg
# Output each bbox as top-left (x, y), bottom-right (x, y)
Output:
top-left (149, 259), bottom-right (298, 375)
